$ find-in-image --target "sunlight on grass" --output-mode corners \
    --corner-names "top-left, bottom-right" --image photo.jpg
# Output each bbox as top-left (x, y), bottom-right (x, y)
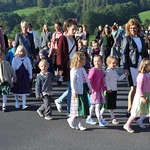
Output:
top-left (139, 10), bottom-right (150, 23)
top-left (14, 7), bottom-right (46, 16)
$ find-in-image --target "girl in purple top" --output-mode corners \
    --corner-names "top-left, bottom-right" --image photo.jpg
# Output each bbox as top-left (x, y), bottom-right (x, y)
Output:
top-left (86, 55), bottom-right (108, 127)
top-left (123, 58), bottom-right (150, 133)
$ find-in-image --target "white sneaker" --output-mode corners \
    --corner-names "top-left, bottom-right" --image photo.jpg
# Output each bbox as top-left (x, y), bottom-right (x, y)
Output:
top-left (37, 110), bottom-right (44, 117)
top-left (54, 99), bottom-right (62, 113)
top-left (123, 124), bottom-right (134, 133)
top-left (22, 106), bottom-right (28, 110)
top-left (112, 119), bottom-right (119, 125)
top-left (44, 116), bottom-right (53, 120)
top-left (76, 125), bottom-right (86, 131)
top-left (67, 118), bottom-right (75, 129)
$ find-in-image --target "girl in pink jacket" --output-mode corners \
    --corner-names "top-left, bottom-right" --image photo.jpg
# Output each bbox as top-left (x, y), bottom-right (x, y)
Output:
top-left (123, 58), bottom-right (150, 133)
top-left (86, 55), bottom-right (108, 127)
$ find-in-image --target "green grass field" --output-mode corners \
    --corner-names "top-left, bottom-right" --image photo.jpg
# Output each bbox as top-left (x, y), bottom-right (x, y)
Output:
top-left (139, 10), bottom-right (150, 23)
top-left (14, 7), bottom-right (46, 16)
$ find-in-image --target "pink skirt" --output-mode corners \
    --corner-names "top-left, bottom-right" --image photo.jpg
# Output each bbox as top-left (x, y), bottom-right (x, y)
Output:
top-left (90, 90), bottom-right (105, 104)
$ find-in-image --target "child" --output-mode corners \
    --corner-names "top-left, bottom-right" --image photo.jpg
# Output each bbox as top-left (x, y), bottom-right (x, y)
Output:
top-left (78, 41), bottom-right (90, 72)
top-left (33, 49), bottom-right (54, 76)
top-left (78, 41), bottom-right (83, 51)
top-left (123, 58), bottom-right (150, 133)
top-left (86, 55), bottom-right (108, 126)
top-left (5, 40), bottom-right (15, 65)
top-left (101, 56), bottom-right (126, 124)
top-left (67, 51), bottom-right (92, 131)
top-left (0, 48), bottom-right (16, 112)
top-left (35, 59), bottom-right (53, 120)
top-left (91, 42), bottom-right (100, 66)
top-left (11, 45), bottom-right (32, 110)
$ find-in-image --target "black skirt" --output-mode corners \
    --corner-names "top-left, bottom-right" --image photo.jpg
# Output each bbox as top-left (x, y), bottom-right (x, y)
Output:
top-left (106, 91), bottom-right (117, 109)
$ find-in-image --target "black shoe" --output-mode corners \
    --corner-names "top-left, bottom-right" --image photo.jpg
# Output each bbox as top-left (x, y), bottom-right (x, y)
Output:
top-left (118, 58), bottom-right (121, 67)
top-left (57, 81), bottom-right (62, 86)
top-left (126, 110), bottom-right (131, 118)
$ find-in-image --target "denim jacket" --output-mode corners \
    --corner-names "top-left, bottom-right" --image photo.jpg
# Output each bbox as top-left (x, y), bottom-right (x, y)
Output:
top-left (122, 35), bottom-right (149, 70)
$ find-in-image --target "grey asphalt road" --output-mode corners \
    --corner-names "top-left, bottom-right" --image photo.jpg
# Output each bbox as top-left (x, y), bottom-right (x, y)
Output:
top-left (0, 66), bottom-right (150, 150)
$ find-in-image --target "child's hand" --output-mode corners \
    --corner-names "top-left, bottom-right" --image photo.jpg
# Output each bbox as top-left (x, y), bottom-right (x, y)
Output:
top-left (141, 96), bottom-right (147, 104)
top-left (124, 69), bottom-right (129, 75)
top-left (107, 90), bottom-right (112, 93)
top-left (72, 93), bottom-right (77, 99)
top-left (36, 96), bottom-right (40, 99)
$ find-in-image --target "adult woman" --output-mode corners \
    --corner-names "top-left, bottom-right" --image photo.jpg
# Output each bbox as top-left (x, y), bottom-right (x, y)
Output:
top-left (111, 25), bottom-right (122, 67)
top-left (0, 29), bottom-right (5, 49)
top-left (75, 26), bottom-right (83, 41)
top-left (100, 24), bottom-right (114, 67)
top-left (122, 18), bottom-right (149, 117)
top-left (82, 24), bottom-right (89, 41)
top-left (15, 20), bottom-right (36, 95)
top-left (41, 24), bottom-right (52, 48)
top-left (96, 25), bottom-right (103, 44)
top-left (15, 21), bottom-right (36, 63)
top-left (56, 19), bottom-right (78, 114)
top-left (145, 24), bottom-right (150, 54)
top-left (50, 22), bottom-right (63, 84)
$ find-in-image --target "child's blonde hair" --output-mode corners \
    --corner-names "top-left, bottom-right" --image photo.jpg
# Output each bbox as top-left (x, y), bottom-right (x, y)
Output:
top-left (138, 58), bottom-right (150, 73)
top-left (71, 51), bottom-right (85, 69)
top-left (14, 45), bottom-right (27, 57)
top-left (106, 55), bottom-right (117, 66)
top-left (38, 59), bottom-right (49, 68)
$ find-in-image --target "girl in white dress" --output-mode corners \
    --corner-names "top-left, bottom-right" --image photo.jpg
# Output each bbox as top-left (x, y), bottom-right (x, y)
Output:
top-left (11, 45), bottom-right (32, 109)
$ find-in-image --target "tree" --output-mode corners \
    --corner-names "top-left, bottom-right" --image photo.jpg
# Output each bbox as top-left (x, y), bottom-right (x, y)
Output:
top-left (0, 13), bottom-right (21, 30)
top-left (80, 11), bottom-right (104, 34)
top-left (37, 0), bottom-right (49, 8)
top-left (144, 19), bottom-right (150, 28)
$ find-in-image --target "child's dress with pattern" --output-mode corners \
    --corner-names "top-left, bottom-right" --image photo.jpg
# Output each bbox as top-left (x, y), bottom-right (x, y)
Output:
top-left (70, 67), bottom-right (91, 117)
top-left (131, 73), bottom-right (150, 117)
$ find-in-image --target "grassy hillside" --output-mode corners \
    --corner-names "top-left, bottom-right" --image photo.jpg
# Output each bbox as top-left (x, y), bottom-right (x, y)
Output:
top-left (13, 7), bottom-right (46, 16)
top-left (13, 6), bottom-right (150, 23)
top-left (139, 10), bottom-right (150, 23)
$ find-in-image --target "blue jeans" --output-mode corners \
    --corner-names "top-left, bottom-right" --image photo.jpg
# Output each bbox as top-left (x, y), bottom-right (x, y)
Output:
top-left (66, 81), bottom-right (71, 113)
top-left (57, 90), bottom-right (68, 104)
top-left (57, 81), bottom-right (71, 113)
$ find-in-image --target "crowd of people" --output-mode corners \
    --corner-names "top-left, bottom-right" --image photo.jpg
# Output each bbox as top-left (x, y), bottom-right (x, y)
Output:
top-left (0, 18), bottom-right (150, 133)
